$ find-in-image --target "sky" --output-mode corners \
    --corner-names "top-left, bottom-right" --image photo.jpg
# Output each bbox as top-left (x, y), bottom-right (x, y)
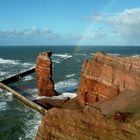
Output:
top-left (0, 0), bottom-right (140, 46)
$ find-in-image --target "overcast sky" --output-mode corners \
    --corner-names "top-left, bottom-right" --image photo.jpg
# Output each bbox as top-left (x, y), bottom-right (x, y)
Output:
top-left (0, 0), bottom-right (140, 46)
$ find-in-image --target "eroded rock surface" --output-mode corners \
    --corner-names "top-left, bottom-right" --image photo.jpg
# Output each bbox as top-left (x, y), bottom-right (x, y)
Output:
top-left (35, 52), bottom-right (140, 140)
top-left (36, 51), bottom-right (56, 96)
top-left (78, 52), bottom-right (140, 104)
top-left (36, 106), bottom-right (140, 140)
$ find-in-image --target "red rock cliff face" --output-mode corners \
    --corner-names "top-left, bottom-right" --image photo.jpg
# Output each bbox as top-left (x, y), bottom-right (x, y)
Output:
top-left (36, 51), bottom-right (56, 96)
top-left (36, 106), bottom-right (140, 140)
top-left (35, 52), bottom-right (140, 140)
top-left (78, 52), bottom-right (140, 104)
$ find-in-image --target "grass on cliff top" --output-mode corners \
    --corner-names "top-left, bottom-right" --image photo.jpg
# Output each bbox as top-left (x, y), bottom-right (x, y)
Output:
top-left (93, 90), bottom-right (140, 121)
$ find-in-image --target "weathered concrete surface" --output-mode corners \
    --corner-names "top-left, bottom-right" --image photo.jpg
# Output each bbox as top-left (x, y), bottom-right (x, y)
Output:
top-left (1, 67), bottom-right (35, 84)
top-left (0, 82), bottom-right (46, 115)
top-left (36, 52), bottom-right (57, 96)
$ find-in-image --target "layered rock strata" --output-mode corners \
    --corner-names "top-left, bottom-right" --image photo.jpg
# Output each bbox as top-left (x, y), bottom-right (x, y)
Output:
top-left (78, 52), bottom-right (140, 104)
top-left (36, 52), bottom-right (140, 140)
top-left (36, 106), bottom-right (140, 140)
top-left (36, 51), bottom-right (56, 96)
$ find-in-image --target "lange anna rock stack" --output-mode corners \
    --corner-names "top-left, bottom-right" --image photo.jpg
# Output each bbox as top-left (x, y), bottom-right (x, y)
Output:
top-left (36, 51), bottom-right (56, 96)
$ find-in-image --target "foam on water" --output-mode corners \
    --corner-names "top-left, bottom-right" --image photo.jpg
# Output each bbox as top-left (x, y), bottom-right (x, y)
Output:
top-left (0, 89), bottom-right (13, 102)
top-left (52, 92), bottom-right (77, 99)
top-left (0, 102), bottom-right (7, 111)
top-left (73, 53), bottom-right (87, 56)
top-left (55, 78), bottom-right (78, 93)
top-left (52, 53), bottom-right (73, 63)
top-left (132, 55), bottom-right (140, 57)
top-left (22, 111), bottom-right (42, 140)
top-left (22, 62), bottom-right (35, 67)
top-left (52, 60), bottom-right (59, 64)
top-left (0, 89), bottom-right (13, 112)
top-left (66, 74), bottom-right (75, 78)
top-left (0, 58), bottom-right (20, 65)
top-left (0, 58), bottom-right (35, 81)
top-left (108, 53), bottom-right (121, 56)
top-left (30, 92), bottom-right (77, 101)
top-left (53, 53), bottom-right (69, 57)
top-left (0, 71), bottom-right (6, 76)
top-left (0, 88), bottom-right (42, 140)
top-left (22, 75), bottom-right (34, 81)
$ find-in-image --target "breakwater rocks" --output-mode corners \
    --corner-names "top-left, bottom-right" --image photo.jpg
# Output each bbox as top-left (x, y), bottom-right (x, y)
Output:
top-left (36, 52), bottom-right (57, 96)
top-left (35, 52), bottom-right (140, 140)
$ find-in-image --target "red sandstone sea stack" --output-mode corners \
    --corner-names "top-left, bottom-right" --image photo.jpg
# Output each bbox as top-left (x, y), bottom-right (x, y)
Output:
top-left (36, 51), bottom-right (57, 96)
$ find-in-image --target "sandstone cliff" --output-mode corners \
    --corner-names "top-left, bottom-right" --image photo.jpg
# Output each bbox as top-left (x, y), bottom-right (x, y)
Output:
top-left (36, 105), bottom-right (140, 140)
top-left (78, 52), bottom-right (140, 104)
top-left (36, 52), bottom-right (56, 96)
top-left (35, 52), bottom-right (140, 140)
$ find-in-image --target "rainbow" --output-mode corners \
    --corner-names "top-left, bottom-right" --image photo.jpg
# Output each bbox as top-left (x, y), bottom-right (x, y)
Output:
top-left (73, 0), bottom-right (115, 53)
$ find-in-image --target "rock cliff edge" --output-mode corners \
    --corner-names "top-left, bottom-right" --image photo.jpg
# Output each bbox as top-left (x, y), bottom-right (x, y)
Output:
top-left (78, 52), bottom-right (140, 104)
top-left (35, 52), bottom-right (140, 140)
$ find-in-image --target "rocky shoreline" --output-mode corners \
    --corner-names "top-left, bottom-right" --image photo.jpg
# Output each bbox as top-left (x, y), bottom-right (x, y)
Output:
top-left (35, 52), bottom-right (140, 140)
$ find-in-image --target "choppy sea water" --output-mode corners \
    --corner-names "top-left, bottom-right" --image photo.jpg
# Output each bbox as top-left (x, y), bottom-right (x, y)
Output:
top-left (0, 46), bottom-right (140, 140)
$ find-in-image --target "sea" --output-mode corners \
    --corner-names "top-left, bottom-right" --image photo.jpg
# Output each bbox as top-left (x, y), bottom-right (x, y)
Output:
top-left (0, 45), bottom-right (140, 140)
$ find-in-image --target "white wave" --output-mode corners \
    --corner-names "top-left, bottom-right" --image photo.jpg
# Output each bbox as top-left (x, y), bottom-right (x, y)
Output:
top-left (0, 89), bottom-right (2, 93)
top-left (0, 71), bottom-right (6, 76)
top-left (108, 53), bottom-right (120, 56)
top-left (22, 62), bottom-right (35, 66)
top-left (66, 74), bottom-right (75, 78)
top-left (30, 92), bottom-right (77, 101)
top-left (132, 55), bottom-right (140, 57)
top-left (62, 55), bottom-right (72, 60)
top-left (53, 53), bottom-right (68, 57)
top-left (0, 58), bottom-right (20, 64)
top-left (52, 53), bottom-right (72, 63)
top-left (22, 110), bottom-right (42, 140)
top-left (0, 102), bottom-right (7, 111)
top-left (0, 89), bottom-right (13, 111)
top-left (7, 92), bottom-right (13, 96)
top-left (0, 89), bottom-right (13, 101)
top-left (22, 75), bottom-right (34, 81)
top-left (52, 60), bottom-right (60, 64)
top-left (90, 53), bottom-right (95, 56)
top-left (52, 92), bottom-right (77, 99)
top-left (73, 53), bottom-right (87, 56)
top-left (55, 78), bottom-right (78, 93)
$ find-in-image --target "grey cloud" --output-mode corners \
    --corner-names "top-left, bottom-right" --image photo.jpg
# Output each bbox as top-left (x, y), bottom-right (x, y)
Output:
top-left (0, 27), bottom-right (80, 45)
top-left (0, 28), bottom-right (51, 41)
